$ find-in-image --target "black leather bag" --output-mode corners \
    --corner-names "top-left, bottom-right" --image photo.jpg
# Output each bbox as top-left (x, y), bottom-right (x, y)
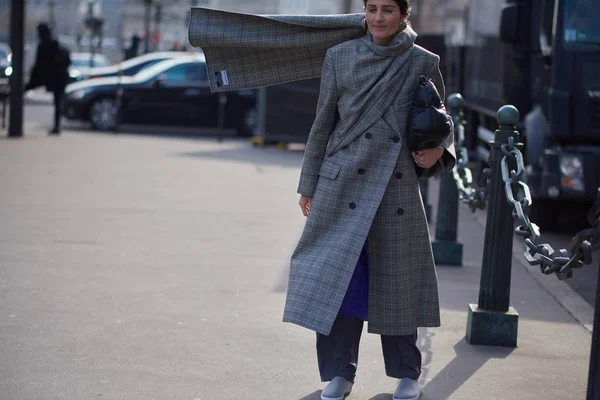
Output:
top-left (407, 76), bottom-right (453, 151)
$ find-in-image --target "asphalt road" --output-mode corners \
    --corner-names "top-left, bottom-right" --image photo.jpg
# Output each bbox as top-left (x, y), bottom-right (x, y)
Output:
top-left (1, 122), bottom-right (593, 400)
top-left (21, 101), bottom-right (599, 307)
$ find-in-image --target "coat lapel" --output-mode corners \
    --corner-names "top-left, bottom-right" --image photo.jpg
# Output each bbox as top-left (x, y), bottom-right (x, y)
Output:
top-left (326, 47), bottom-right (414, 156)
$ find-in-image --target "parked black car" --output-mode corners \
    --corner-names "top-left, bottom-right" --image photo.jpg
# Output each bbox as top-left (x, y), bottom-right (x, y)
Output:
top-left (83, 51), bottom-right (195, 80)
top-left (64, 55), bottom-right (257, 135)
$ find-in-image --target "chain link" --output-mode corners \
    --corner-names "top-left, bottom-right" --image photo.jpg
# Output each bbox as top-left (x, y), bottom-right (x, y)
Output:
top-left (451, 118), bottom-right (489, 212)
top-left (500, 138), bottom-right (600, 280)
top-left (447, 109), bottom-right (599, 280)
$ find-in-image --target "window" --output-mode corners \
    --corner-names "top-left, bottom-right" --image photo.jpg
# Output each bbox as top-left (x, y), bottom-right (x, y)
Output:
top-left (563, 0), bottom-right (599, 44)
top-left (127, 60), bottom-right (163, 76)
top-left (162, 63), bottom-right (208, 83)
top-left (71, 54), bottom-right (109, 68)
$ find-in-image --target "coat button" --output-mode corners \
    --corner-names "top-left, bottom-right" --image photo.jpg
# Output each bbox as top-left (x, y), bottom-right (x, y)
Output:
top-left (358, 168), bottom-right (365, 175)
top-left (365, 133), bottom-right (372, 139)
top-left (391, 136), bottom-right (400, 143)
top-left (395, 172), bottom-right (403, 179)
top-left (397, 208), bottom-right (404, 215)
top-left (349, 202), bottom-right (356, 210)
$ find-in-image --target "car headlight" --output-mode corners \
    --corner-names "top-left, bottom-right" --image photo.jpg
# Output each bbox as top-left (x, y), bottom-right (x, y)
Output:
top-left (559, 154), bottom-right (584, 191)
top-left (68, 89), bottom-right (89, 100)
top-left (4, 66), bottom-right (12, 77)
top-left (69, 69), bottom-right (82, 79)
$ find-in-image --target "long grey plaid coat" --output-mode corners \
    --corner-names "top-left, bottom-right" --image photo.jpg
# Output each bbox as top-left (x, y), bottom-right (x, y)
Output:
top-left (188, 8), bottom-right (456, 336)
top-left (285, 39), bottom-right (456, 337)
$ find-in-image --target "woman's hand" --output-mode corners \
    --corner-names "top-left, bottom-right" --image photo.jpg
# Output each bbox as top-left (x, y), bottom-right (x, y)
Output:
top-left (299, 195), bottom-right (313, 217)
top-left (412, 146), bottom-right (445, 169)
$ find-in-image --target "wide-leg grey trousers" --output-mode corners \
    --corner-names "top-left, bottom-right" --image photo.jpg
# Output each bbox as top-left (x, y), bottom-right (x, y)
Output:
top-left (316, 314), bottom-right (421, 383)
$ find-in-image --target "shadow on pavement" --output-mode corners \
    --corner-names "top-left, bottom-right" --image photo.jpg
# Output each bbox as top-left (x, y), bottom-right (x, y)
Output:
top-left (420, 338), bottom-right (514, 399)
top-left (176, 145), bottom-right (305, 169)
top-left (62, 122), bottom-right (241, 141)
top-left (298, 390), bottom-right (323, 399)
top-left (62, 122), bottom-right (309, 169)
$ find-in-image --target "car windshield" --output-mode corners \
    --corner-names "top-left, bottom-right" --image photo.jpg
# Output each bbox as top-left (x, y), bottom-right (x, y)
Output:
top-left (71, 55), bottom-right (109, 68)
top-left (123, 59), bottom-right (163, 75)
top-left (133, 58), bottom-right (203, 82)
top-left (120, 53), bottom-right (183, 70)
top-left (133, 61), bottom-right (177, 81)
top-left (563, 0), bottom-right (600, 44)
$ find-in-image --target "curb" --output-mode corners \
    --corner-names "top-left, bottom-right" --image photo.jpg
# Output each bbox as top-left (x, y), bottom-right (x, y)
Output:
top-left (467, 204), bottom-right (594, 333)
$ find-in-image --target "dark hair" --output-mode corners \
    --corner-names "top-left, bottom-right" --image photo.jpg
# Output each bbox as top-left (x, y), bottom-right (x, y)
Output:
top-left (363, 0), bottom-right (411, 16)
top-left (37, 23), bottom-right (52, 41)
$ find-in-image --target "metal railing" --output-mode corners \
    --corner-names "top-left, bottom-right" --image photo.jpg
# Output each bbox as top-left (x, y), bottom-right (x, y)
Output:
top-left (448, 102), bottom-right (600, 280)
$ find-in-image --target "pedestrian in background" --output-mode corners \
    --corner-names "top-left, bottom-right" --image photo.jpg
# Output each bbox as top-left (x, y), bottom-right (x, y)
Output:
top-left (25, 23), bottom-right (71, 135)
top-left (286, 1), bottom-right (456, 399)
top-left (123, 35), bottom-right (140, 61)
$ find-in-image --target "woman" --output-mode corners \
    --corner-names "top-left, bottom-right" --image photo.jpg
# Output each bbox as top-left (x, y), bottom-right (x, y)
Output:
top-left (283, 1), bottom-right (456, 399)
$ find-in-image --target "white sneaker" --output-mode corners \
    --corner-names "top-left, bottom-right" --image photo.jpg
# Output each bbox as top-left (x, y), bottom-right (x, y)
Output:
top-left (321, 376), bottom-right (353, 400)
top-left (393, 378), bottom-right (421, 400)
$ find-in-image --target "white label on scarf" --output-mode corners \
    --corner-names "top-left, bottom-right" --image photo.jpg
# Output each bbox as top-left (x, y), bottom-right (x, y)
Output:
top-left (220, 70), bottom-right (229, 86)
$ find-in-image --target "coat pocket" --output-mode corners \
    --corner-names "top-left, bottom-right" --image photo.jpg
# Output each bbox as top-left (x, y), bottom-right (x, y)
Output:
top-left (318, 159), bottom-right (342, 180)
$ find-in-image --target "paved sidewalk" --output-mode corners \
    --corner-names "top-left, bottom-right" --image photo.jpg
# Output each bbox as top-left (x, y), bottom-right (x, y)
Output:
top-left (0, 129), bottom-right (593, 400)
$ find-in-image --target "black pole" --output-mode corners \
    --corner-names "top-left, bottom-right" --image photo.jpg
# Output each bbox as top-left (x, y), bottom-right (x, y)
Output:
top-left (98, 23), bottom-right (103, 54)
top-left (144, 0), bottom-right (152, 54)
top-left (154, 4), bottom-right (162, 51)
top-left (342, 0), bottom-right (353, 13)
top-left (88, 2), bottom-right (95, 69)
top-left (588, 265), bottom-right (600, 400)
top-left (217, 93), bottom-right (226, 143)
top-left (49, 0), bottom-right (56, 31)
top-left (466, 105), bottom-right (520, 347)
top-left (8, 0), bottom-right (25, 138)
top-left (432, 94), bottom-right (464, 266)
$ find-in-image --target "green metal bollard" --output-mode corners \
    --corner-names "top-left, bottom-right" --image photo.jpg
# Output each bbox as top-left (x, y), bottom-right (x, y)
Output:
top-left (466, 105), bottom-right (521, 347)
top-left (432, 94), bottom-right (464, 266)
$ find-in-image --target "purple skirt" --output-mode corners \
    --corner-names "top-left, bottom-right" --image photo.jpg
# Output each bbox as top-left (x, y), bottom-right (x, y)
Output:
top-left (338, 241), bottom-right (369, 321)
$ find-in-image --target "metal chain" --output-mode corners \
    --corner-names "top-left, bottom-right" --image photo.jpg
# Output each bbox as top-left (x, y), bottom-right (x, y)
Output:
top-left (451, 119), bottom-right (489, 212)
top-left (500, 138), bottom-right (600, 280)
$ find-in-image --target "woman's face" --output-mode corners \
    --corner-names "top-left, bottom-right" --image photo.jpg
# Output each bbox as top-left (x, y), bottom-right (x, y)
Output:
top-left (365, 0), bottom-right (406, 45)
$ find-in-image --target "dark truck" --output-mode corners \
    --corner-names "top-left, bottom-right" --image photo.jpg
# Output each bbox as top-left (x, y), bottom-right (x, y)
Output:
top-left (445, 0), bottom-right (600, 229)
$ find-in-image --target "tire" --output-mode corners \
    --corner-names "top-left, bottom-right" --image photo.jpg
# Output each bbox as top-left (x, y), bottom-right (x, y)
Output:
top-left (89, 97), bottom-right (118, 131)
